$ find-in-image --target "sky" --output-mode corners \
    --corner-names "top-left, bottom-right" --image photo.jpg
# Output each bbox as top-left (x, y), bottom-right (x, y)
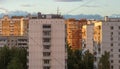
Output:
top-left (0, 0), bottom-right (120, 16)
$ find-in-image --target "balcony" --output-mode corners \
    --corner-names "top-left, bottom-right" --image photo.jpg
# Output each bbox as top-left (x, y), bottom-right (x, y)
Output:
top-left (43, 49), bottom-right (51, 52)
top-left (43, 42), bottom-right (51, 45)
top-left (43, 57), bottom-right (51, 60)
top-left (43, 64), bottom-right (51, 67)
top-left (43, 28), bottom-right (51, 31)
top-left (43, 35), bottom-right (51, 38)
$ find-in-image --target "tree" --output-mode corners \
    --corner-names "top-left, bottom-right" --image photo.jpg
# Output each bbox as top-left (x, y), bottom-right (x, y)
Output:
top-left (0, 46), bottom-right (27, 69)
top-left (82, 51), bottom-right (94, 69)
top-left (7, 57), bottom-right (24, 69)
top-left (0, 46), bottom-right (11, 69)
top-left (10, 47), bottom-right (28, 69)
top-left (99, 51), bottom-right (110, 69)
top-left (67, 44), bottom-right (94, 69)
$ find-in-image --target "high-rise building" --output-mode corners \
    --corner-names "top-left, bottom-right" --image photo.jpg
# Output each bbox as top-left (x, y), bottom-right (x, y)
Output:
top-left (66, 18), bottom-right (87, 50)
top-left (82, 16), bottom-right (120, 69)
top-left (0, 36), bottom-right (28, 48)
top-left (28, 13), bottom-right (67, 69)
top-left (82, 24), bottom-right (94, 54)
top-left (0, 15), bottom-right (28, 47)
top-left (0, 15), bottom-right (28, 36)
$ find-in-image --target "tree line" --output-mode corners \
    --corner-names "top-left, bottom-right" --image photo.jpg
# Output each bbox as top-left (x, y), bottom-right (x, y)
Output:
top-left (67, 45), bottom-right (110, 69)
top-left (0, 46), bottom-right (27, 69)
top-left (67, 45), bottom-right (94, 69)
top-left (0, 45), bottom-right (110, 69)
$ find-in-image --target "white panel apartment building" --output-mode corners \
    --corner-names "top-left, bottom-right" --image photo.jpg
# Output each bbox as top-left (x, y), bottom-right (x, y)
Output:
top-left (28, 13), bottom-right (67, 69)
top-left (82, 24), bottom-right (94, 54)
top-left (82, 16), bottom-right (120, 69)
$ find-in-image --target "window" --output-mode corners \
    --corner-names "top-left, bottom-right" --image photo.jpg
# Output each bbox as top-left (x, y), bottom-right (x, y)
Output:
top-left (111, 32), bottom-right (113, 35)
top-left (111, 60), bottom-right (113, 63)
top-left (98, 26), bottom-right (101, 29)
top-left (118, 26), bottom-right (120, 29)
top-left (118, 43), bottom-right (120, 46)
top-left (111, 54), bottom-right (113, 58)
top-left (111, 43), bottom-right (113, 46)
top-left (119, 32), bottom-right (120, 35)
top-left (43, 45), bottom-right (50, 49)
top-left (43, 52), bottom-right (51, 56)
top-left (119, 54), bottom-right (120, 57)
top-left (43, 24), bottom-right (51, 28)
top-left (111, 49), bottom-right (113, 52)
top-left (110, 26), bottom-right (114, 30)
top-left (119, 66), bottom-right (120, 69)
top-left (119, 49), bottom-right (120, 52)
top-left (111, 37), bottom-right (113, 41)
top-left (43, 59), bottom-right (50, 64)
top-left (43, 31), bottom-right (51, 36)
top-left (18, 39), bottom-right (27, 42)
top-left (111, 65), bottom-right (113, 69)
top-left (43, 38), bottom-right (51, 42)
top-left (94, 57), bottom-right (97, 61)
top-left (43, 66), bottom-right (50, 69)
top-left (98, 48), bottom-right (101, 53)
top-left (118, 37), bottom-right (120, 40)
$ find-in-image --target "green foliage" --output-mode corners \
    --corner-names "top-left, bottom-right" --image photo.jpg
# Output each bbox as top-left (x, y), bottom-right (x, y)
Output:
top-left (82, 51), bottom-right (94, 69)
top-left (99, 51), bottom-right (110, 69)
top-left (0, 46), bottom-right (11, 69)
top-left (7, 57), bottom-right (24, 69)
top-left (67, 44), bottom-right (94, 69)
top-left (0, 46), bottom-right (27, 69)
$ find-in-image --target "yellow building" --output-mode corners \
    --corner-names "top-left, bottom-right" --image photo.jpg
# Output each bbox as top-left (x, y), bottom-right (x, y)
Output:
top-left (66, 18), bottom-right (87, 50)
top-left (0, 15), bottom-right (28, 36)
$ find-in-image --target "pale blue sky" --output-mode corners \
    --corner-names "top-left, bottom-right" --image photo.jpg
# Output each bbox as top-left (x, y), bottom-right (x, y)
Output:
top-left (0, 0), bottom-right (120, 16)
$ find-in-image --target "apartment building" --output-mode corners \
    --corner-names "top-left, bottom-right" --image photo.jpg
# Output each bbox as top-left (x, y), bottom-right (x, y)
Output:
top-left (0, 36), bottom-right (28, 48)
top-left (82, 24), bottom-right (94, 54)
top-left (28, 13), bottom-right (67, 69)
top-left (0, 15), bottom-right (28, 36)
top-left (0, 15), bottom-right (28, 47)
top-left (66, 19), bottom-right (87, 50)
top-left (82, 16), bottom-right (120, 69)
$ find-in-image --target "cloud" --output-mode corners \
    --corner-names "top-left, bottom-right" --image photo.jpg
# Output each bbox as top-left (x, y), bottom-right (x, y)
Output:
top-left (54, 0), bottom-right (82, 2)
top-left (0, 10), bottom-right (29, 18)
top-left (82, 5), bottom-right (100, 7)
top-left (21, 4), bottom-right (33, 7)
top-left (0, 7), bottom-right (8, 13)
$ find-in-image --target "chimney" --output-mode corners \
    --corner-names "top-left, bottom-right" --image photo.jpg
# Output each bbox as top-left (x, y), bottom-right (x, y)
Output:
top-left (104, 16), bottom-right (109, 22)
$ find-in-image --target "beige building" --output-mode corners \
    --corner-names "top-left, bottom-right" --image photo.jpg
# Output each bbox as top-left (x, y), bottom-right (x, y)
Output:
top-left (82, 16), bottom-right (120, 69)
top-left (82, 24), bottom-right (94, 54)
top-left (0, 15), bottom-right (28, 36)
top-left (28, 13), bottom-right (67, 69)
top-left (66, 19), bottom-right (87, 50)
top-left (0, 15), bottom-right (28, 47)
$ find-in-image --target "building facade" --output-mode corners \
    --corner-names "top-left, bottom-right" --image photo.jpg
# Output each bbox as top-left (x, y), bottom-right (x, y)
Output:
top-left (82, 16), bottom-right (120, 69)
top-left (0, 15), bottom-right (28, 36)
top-left (0, 36), bottom-right (28, 48)
top-left (0, 15), bottom-right (28, 47)
top-left (28, 13), bottom-right (67, 69)
top-left (82, 24), bottom-right (94, 54)
top-left (66, 19), bottom-right (87, 50)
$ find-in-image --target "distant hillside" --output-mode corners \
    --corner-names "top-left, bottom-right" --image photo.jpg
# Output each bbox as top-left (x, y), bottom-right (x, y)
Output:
top-left (0, 11), bottom-right (120, 20)
top-left (63, 14), bottom-right (103, 20)
top-left (0, 11), bottom-right (29, 18)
